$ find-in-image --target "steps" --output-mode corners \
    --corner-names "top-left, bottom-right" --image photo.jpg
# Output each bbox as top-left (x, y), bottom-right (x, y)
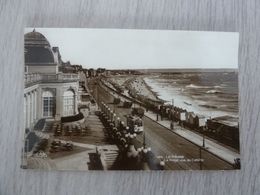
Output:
top-left (99, 145), bottom-right (119, 170)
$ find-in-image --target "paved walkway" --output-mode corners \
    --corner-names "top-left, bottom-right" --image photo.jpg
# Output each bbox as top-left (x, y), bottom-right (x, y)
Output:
top-left (27, 157), bottom-right (56, 170)
top-left (144, 111), bottom-right (239, 164)
top-left (52, 150), bottom-right (90, 171)
top-left (27, 109), bottom-right (118, 170)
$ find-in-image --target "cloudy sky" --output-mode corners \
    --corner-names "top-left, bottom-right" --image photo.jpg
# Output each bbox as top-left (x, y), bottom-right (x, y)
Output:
top-left (25, 28), bottom-right (239, 69)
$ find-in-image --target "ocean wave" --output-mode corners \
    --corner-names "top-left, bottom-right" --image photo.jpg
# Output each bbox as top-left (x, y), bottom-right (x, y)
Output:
top-left (185, 84), bottom-right (210, 89)
top-left (219, 105), bottom-right (228, 108)
top-left (199, 104), bottom-right (218, 109)
top-left (214, 85), bottom-right (223, 89)
top-left (220, 83), bottom-right (228, 87)
top-left (144, 73), bottom-right (238, 117)
top-left (206, 89), bottom-right (223, 94)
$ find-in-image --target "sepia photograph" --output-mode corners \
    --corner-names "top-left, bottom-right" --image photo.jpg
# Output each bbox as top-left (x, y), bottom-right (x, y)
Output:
top-left (22, 28), bottom-right (240, 170)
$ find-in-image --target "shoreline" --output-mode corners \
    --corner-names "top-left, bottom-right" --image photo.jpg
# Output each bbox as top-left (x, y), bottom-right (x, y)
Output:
top-left (108, 74), bottom-right (238, 126)
top-left (143, 76), bottom-right (238, 120)
top-left (99, 77), bottom-right (240, 151)
top-left (141, 76), bottom-right (165, 102)
top-left (124, 76), bottom-right (161, 102)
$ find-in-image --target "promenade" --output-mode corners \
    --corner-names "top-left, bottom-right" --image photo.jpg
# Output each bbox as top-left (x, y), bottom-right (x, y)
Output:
top-left (88, 79), bottom-right (235, 170)
top-left (98, 78), bottom-right (239, 164)
top-left (144, 111), bottom-right (239, 164)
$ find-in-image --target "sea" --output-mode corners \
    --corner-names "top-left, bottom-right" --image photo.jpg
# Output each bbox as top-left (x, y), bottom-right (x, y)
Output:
top-left (143, 71), bottom-right (239, 123)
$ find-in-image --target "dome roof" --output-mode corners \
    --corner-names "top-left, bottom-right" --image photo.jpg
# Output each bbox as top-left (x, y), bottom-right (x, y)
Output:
top-left (25, 30), bottom-right (50, 46)
top-left (24, 30), bottom-right (55, 64)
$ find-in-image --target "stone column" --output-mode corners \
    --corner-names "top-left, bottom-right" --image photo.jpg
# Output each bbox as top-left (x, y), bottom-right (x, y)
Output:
top-left (27, 93), bottom-right (30, 129)
top-left (31, 92), bottom-right (34, 125)
top-left (39, 88), bottom-right (42, 118)
top-left (34, 90), bottom-right (37, 122)
top-left (55, 87), bottom-right (62, 119)
top-left (74, 94), bottom-right (77, 114)
top-left (29, 93), bottom-right (33, 127)
top-left (24, 95), bottom-right (27, 129)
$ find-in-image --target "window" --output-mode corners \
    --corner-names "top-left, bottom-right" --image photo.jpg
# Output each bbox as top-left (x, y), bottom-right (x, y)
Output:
top-left (63, 90), bottom-right (75, 116)
top-left (42, 91), bottom-right (54, 117)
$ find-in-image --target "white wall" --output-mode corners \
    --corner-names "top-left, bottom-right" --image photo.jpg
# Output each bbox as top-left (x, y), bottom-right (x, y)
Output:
top-left (27, 65), bottom-right (57, 74)
top-left (24, 81), bottom-right (79, 127)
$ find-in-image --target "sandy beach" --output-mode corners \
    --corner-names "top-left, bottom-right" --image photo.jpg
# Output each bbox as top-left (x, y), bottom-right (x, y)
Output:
top-left (108, 73), bottom-right (238, 126)
top-left (107, 75), bottom-right (160, 101)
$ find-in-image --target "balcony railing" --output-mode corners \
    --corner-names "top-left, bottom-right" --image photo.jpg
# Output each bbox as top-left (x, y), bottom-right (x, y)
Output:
top-left (25, 73), bottom-right (79, 86)
top-left (24, 73), bottom-right (42, 85)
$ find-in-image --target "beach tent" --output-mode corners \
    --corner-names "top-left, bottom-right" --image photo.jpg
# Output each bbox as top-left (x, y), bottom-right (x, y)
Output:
top-left (180, 112), bottom-right (186, 121)
top-left (187, 112), bottom-right (196, 125)
top-left (195, 114), bottom-right (206, 127)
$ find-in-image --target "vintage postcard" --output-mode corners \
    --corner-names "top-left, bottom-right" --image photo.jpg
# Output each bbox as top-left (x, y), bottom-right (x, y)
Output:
top-left (21, 28), bottom-right (240, 170)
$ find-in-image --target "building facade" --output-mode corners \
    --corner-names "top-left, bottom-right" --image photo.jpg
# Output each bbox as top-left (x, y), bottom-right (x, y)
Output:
top-left (24, 30), bottom-right (80, 130)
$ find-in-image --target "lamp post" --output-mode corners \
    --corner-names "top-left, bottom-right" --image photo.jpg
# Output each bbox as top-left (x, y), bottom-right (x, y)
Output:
top-left (202, 127), bottom-right (205, 148)
top-left (113, 99), bottom-right (115, 112)
top-left (138, 130), bottom-right (155, 170)
top-left (94, 80), bottom-right (98, 109)
top-left (143, 131), bottom-right (146, 149)
top-left (116, 117), bottom-right (120, 128)
top-left (103, 103), bottom-right (106, 113)
top-left (126, 132), bottom-right (138, 158)
top-left (156, 105), bottom-right (159, 121)
top-left (159, 159), bottom-right (165, 170)
top-left (103, 104), bottom-right (106, 116)
top-left (97, 83), bottom-right (100, 110)
top-left (120, 121), bottom-right (124, 132)
top-left (171, 99), bottom-right (174, 129)
top-left (126, 126), bottom-right (129, 134)
top-left (199, 146), bottom-right (202, 170)
top-left (107, 108), bottom-right (110, 119)
top-left (113, 113), bottom-right (116, 124)
top-left (100, 102), bottom-right (103, 112)
top-left (102, 102), bottom-right (105, 112)
top-left (110, 110), bottom-right (113, 121)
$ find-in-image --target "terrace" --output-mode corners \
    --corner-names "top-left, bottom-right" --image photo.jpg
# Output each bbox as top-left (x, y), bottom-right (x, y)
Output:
top-left (24, 72), bottom-right (79, 87)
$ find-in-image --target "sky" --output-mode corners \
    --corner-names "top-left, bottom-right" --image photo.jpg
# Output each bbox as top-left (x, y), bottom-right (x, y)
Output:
top-left (25, 28), bottom-right (239, 69)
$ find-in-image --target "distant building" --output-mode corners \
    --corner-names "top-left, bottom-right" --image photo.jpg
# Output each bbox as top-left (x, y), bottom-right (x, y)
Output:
top-left (88, 68), bottom-right (95, 77)
top-left (24, 30), bottom-right (80, 130)
top-left (78, 68), bottom-right (88, 87)
top-left (96, 68), bottom-right (106, 76)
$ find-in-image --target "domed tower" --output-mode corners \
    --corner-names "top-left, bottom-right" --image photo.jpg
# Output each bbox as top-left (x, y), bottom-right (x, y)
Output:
top-left (24, 29), bottom-right (59, 74)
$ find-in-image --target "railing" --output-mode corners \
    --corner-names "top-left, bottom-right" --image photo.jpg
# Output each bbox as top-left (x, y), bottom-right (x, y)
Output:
top-left (24, 73), bottom-right (41, 85)
top-left (61, 73), bottom-right (79, 80)
top-left (25, 73), bottom-right (79, 86)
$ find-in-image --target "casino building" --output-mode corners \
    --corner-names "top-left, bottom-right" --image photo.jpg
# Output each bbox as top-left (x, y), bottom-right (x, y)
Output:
top-left (24, 30), bottom-right (80, 131)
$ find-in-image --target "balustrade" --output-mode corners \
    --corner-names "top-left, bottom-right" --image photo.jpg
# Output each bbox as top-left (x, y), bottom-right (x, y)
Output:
top-left (24, 73), bottom-right (79, 86)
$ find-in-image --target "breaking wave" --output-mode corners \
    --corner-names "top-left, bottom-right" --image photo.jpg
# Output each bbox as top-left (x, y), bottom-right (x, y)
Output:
top-left (185, 84), bottom-right (210, 89)
top-left (214, 85), bottom-right (223, 89)
top-left (206, 89), bottom-right (223, 94)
